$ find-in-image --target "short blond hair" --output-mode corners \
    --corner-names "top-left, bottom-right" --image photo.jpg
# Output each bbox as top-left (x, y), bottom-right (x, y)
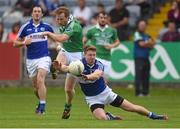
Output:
top-left (53, 7), bottom-right (70, 17)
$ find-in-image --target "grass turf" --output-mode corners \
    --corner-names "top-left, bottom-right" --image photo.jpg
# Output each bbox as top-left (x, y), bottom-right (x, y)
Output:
top-left (0, 86), bottom-right (179, 128)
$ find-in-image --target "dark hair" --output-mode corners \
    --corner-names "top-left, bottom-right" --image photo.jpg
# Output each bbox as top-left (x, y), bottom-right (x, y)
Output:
top-left (116, 0), bottom-right (123, 3)
top-left (177, 0), bottom-right (180, 9)
top-left (84, 45), bottom-right (96, 53)
top-left (98, 11), bottom-right (108, 17)
top-left (135, 19), bottom-right (147, 28)
top-left (32, 5), bottom-right (43, 14)
top-left (97, 3), bottom-right (104, 8)
top-left (136, 19), bottom-right (147, 25)
top-left (53, 7), bottom-right (70, 17)
top-left (12, 21), bottom-right (21, 33)
top-left (0, 22), bottom-right (4, 40)
top-left (0, 22), bottom-right (4, 32)
top-left (173, 0), bottom-right (180, 9)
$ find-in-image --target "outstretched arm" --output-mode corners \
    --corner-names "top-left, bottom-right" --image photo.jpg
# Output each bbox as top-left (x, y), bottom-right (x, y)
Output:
top-left (53, 60), bottom-right (69, 73)
top-left (60, 64), bottom-right (69, 73)
top-left (82, 70), bottom-right (103, 81)
top-left (42, 31), bottom-right (69, 43)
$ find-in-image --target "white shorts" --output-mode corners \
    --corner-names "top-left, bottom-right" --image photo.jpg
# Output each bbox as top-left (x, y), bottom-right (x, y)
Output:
top-left (96, 57), bottom-right (111, 77)
top-left (58, 49), bottom-right (83, 64)
top-left (26, 56), bottom-right (51, 78)
top-left (85, 86), bottom-right (118, 107)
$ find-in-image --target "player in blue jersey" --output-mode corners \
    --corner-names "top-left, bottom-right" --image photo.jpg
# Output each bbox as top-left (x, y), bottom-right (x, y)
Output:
top-left (53, 45), bottom-right (168, 120)
top-left (13, 5), bottom-right (54, 115)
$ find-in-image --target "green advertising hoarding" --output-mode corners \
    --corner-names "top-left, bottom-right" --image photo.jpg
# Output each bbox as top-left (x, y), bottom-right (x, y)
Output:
top-left (109, 43), bottom-right (180, 82)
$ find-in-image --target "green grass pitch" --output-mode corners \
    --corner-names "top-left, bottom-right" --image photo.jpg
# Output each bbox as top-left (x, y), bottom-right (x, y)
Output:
top-left (0, 86), bottom-right (180, 128)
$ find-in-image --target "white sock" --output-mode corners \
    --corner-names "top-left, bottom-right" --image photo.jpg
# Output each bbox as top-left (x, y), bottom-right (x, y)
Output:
top-left (106, 115), bottom-right (110, 120)
top-left (40, 101), bottom-right (46, 104)
top-left (148, 112), bottom-right (153, 117)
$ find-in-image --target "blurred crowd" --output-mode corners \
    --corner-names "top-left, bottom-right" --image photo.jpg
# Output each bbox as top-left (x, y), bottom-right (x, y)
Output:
top-left (0, 0), bottom-right (180, 43)
top-left (158, 0), bottom-right (180, 42)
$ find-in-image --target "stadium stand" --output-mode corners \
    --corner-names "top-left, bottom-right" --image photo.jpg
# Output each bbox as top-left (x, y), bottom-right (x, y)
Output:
top-left (146, 2), bottom-right (171, 40)
top-left (0, 0), bottom-right (171, 41)
top-left (126, 4), bottom-right (140, 28)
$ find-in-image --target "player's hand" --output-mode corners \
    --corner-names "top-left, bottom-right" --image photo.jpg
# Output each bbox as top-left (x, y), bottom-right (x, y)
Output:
top-left (104, 44), bottom-right (112, 49)
top-left (42, 31), bottom-right (50, 36)
top-left (24, 37), bottom-right (32, 45)
top-left (52, 60), bottom-right (61, 71)
top-left (56, 44), bottom-right (62, 51)
top-left (81, 74), bottom-right (89, 81)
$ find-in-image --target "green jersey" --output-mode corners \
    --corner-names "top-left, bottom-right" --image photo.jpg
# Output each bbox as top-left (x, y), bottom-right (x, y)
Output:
top-left (59, 18), bottom-right (83, 52)
top-left (86, 24), bottom-right (118, 61)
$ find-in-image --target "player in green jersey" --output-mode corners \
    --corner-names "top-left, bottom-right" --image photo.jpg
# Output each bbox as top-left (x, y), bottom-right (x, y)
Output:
top-left (83, 11), bottom-right (120, 79)
top-left (42, 7), bottom-right (83, 119)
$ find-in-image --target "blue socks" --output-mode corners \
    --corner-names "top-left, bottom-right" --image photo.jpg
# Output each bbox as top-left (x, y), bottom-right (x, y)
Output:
top-left (35, 101), bottom-right (46, 114)
top-left (148, 112), bottom-right (167, 120)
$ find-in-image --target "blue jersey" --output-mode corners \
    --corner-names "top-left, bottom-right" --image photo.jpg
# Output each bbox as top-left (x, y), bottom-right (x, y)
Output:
top-left (134, 31), bottom-right (151, 59)
top-left (78, 58), bottom-right (106, 96)
top-left (17, 19), bottom-right (54, 59)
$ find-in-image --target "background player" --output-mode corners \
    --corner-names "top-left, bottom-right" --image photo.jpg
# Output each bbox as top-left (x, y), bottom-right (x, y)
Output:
top-left (83, 11), bottom-right (120, 80)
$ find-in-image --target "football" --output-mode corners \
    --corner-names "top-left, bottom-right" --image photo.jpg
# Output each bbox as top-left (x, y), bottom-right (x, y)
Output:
top-left (69, 60), bottom-right (84, 75)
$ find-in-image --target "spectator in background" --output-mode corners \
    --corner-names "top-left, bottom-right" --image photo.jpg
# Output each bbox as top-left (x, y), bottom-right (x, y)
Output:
top-left (109, 0), bottom-right (129, 41)
top-left (0, 22), bottom-right (7, 43)
top-left (167, 0), bottom-right (180, 28)
top-left (15, 0), bottom-right (36, 16)
top-left (133, 20), bottom-right (155, 96)
top-left (34, 0), bottom-right (66, 16)
top-left (73, 0), bottom-right (92, 27)
top-left (34, 0), bottom-right (50, 16)
top-left (7, 22), bottom-right (21, 43)
top-left (48, 0), bottom-right (66, 15)
top-left (162, 21), bottom-right (180, 42)
top-left (124, 0), bottom-right (151, 18)
top-left (90, 3), bottom-right (105, 25)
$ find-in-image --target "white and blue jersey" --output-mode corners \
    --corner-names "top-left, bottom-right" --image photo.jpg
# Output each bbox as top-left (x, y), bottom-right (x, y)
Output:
top-left (79, 58), bottom-right (106, 96)
top-left (17, 19), bottom-right (54, 59)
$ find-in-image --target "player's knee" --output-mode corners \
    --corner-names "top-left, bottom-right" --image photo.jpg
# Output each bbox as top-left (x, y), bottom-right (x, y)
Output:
top-left (65, 85), bottom-right (74, 92)
top-left (37, 79), bottom-right (43, 85)
top-left (65, 88), bottom-right (74, 94)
